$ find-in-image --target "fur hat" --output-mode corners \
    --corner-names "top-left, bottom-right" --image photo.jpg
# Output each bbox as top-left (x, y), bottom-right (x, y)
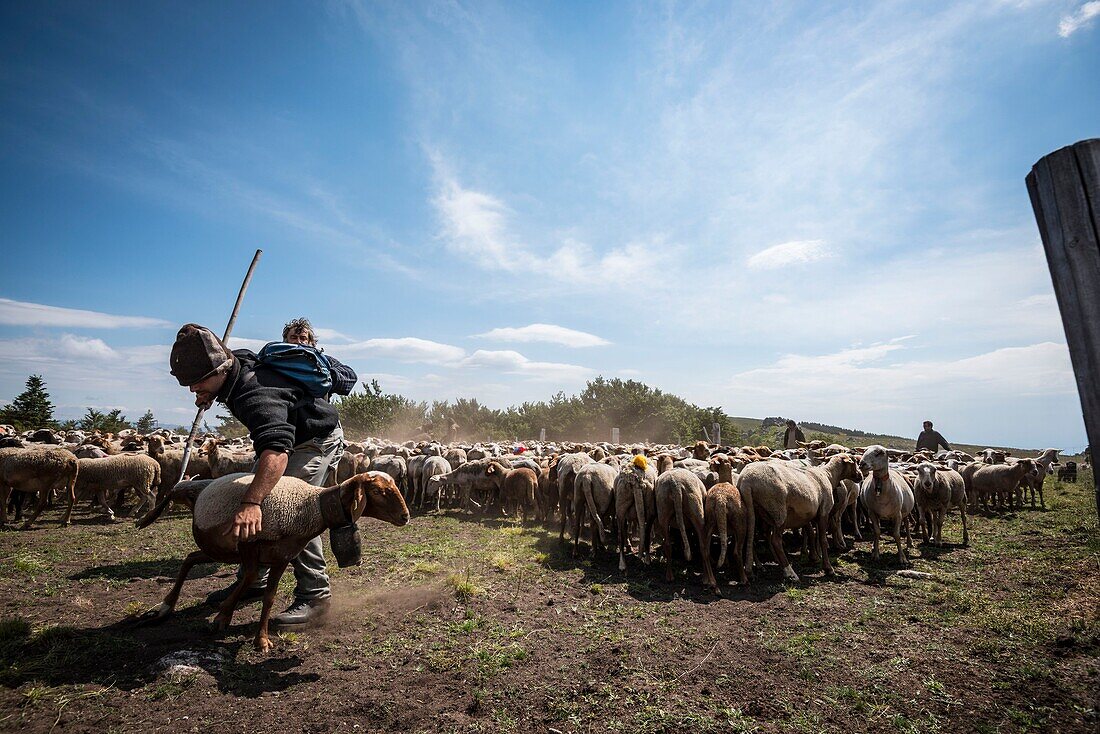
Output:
top-left (169, 324), bottom-right (234, 386)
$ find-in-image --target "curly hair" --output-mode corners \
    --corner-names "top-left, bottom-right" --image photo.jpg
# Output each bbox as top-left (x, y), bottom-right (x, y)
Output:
top-left (282, 317), bottom-right (316, 346)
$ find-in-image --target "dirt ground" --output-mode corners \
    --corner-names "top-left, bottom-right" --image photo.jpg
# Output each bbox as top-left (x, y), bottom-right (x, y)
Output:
top-left (1, 474), bottom-right (1097, 733)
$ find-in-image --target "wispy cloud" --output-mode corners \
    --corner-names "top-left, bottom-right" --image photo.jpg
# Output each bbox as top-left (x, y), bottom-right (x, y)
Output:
top-left (337, 337), bottom-right (467, 365)
top-left (0, 297), bottom-right (169, 329)
top-left (475, 323), bottom-right (610, 348)
top-left (462, 349), bottom-right (594, 382)
top-left (746, 240), bottom-right (834, 270)
top-left (1059, 1), bottom-right (1100, 36)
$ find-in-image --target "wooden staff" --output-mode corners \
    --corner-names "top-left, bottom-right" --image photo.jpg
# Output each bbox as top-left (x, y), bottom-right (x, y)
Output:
top-left (177, 249), bottom-right (263, 482)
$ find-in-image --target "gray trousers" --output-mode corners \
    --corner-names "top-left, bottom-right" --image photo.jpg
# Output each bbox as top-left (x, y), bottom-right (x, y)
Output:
top-left (242, 425), bottom-right (345, 600)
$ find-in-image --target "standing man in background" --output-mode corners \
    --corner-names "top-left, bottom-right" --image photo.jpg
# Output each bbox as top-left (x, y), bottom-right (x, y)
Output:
top-left (916, 420), bottom-right (951, 453)
top-left (782, 419), bottom-right (805, 449)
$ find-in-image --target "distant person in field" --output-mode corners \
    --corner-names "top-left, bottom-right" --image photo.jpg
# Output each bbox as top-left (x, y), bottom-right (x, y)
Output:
top-left (783, 419), bottom-right (805, 449)
top-left (916, 420), bottom-right (951, 452)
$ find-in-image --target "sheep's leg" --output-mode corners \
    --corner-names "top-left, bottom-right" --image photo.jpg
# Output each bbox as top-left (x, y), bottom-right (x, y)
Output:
top-left (870, 514), bottom-right (881, 560)
top-left (730, 522), bottom-right (748, 586)
top-left (935, 509), bottom-right (944, 545)
top-left (658, 520), bottom-right (675, 583)
top-left (21, 491), bottom-right (50, 530)
top-left (59, 476), bottom-right (76, 527)
top-left (849, 501), bottom-right (862, 541)
top-left (134, 550), bottom-right (212, 623)
top-left (893, 516), bottom-right (907, 565)
top-left (0, 485), bottom-right (10, 527)
top-left (642, 515), bottom-right (655, 564)
top-left (255, 558), bottom-right (290, 653)
top-left (213, 547), bottom-right (260, 632)
top-left (817, 512), bottom-right (834, 576)
top-left (96, 489), bottom-right (116, 521)
top-left (769, 527), bottom-right (798, 582)
top-left (691, 511), bottom-right (719, 593)
top-left (1038, 480), bottom-right (1045, 510)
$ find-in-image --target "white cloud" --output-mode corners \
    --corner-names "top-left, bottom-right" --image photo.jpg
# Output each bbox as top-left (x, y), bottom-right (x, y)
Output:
top-left (57, 334), bottom-right (117, 360)
top-left (434, 174), bottom-right (515, 267)
top-left (0, 297), bottom-right (170, 329)
top-left (429, 155), bottom-right (676, 292)
top-left (313, 327), bottom-right (353, 343)
top-left (746, 240), bottom-right (834, 270)
top-left (475, 323), bottom-right (610, 348)
top-left (1059, 1), bottom-right (1100, 36)
top-left (336, 337), bottom-right (467, 365)
top-left (226, 337), bottom-right (269, 352)
top-left (462, 349), bottom-right (594, 382)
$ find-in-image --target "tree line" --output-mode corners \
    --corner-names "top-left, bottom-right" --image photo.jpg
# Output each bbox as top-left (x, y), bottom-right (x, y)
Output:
top-left (333, 376), bottom-right (744, 445)
top-left (0, 375), bottom-right (157, 433)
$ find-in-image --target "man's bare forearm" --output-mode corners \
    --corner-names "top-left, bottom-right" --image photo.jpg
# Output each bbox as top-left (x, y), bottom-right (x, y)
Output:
top-left (242, 449), bottom-right (289, 504)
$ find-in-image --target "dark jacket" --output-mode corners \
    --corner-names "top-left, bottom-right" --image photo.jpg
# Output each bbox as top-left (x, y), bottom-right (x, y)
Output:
top-left (783, 425), bottom-right (806, 449)
top-left (326, 355), bottom-right (357, 397)
top-left (216, 350), bottom-right (340, 455)
top-left (916, 429), bottom-right (951, 452)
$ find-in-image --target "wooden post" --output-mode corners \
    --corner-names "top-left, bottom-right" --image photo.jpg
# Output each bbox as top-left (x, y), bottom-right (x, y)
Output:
top-left (611, 427), bottom-right (620, 444)
top-left (1026, 138), bottom-right (1100, 519)
top-left (713, 422), bottom-right (721, 447)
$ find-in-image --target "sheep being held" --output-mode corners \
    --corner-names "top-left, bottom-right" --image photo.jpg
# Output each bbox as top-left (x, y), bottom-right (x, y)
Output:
top-left (133, 470), bottom-right (409, 652)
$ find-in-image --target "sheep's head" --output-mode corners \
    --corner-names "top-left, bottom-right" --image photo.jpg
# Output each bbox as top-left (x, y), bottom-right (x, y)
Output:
top-left (831, 454), bottom-right (863, 482)
top-left (1017, 458), bottom-right (1039, 479)
top-left (915, 462), bottom-right (937, 491)
top-left (859, 445), bottom-right (889, 475)
top-left (345, 471), bottom-right (410, 527)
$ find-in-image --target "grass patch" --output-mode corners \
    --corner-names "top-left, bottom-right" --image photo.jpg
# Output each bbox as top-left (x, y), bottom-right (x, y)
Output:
top-left (448, 569), bottom-right (485, 600)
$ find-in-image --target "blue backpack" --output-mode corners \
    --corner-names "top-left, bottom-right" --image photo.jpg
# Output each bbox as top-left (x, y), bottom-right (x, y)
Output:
top-left (255, 342), bottom-right (333, 398)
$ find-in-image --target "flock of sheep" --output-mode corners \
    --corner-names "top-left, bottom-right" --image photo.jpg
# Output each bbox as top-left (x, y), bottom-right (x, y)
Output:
top-left (0, 424), bottom-right (1071, 595)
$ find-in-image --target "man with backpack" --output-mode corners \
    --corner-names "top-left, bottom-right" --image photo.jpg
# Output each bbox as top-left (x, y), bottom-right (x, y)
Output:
top-left (168, 321), bottom-right (355, 629)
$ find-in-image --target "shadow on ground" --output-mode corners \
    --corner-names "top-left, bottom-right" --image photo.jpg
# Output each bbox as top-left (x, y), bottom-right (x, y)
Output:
top-left (0, 603), bottom-right (318, 698)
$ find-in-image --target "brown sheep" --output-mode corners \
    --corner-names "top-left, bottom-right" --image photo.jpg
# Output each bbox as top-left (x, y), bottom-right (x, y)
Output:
top-left (703, 455), bottom-right (748, 585)
top-left (968, 459), bottom-right (1038, 511)
top-left (0, 447), bottom-right (79, 528)
top-left (498, 465), bottom-right (537, 523)
top-left (133, 471), bottom-right (409, 652)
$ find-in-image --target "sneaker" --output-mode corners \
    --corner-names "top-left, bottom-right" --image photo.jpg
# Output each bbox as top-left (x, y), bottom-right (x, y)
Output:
top-left (204, 583), bottom-right (267, 608)
top-left (270, 597), bottom-right (331, 629)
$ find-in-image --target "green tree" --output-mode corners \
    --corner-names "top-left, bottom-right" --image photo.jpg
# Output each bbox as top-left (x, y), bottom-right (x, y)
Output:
top-left (78, 407), bottom-right (131, 433)
top-left (135, 410), bottom-right (157, 434)
top-left (0, 375), bottom-right (57, 430)
top-left (333, 380), bottom-right (427, 439)
top-left (214, 411), bottom-right (248, 439)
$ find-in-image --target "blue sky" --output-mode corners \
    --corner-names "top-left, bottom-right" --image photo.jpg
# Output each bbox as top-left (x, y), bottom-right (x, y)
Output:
top-left (1, 1), bottom-right (1097, 449)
